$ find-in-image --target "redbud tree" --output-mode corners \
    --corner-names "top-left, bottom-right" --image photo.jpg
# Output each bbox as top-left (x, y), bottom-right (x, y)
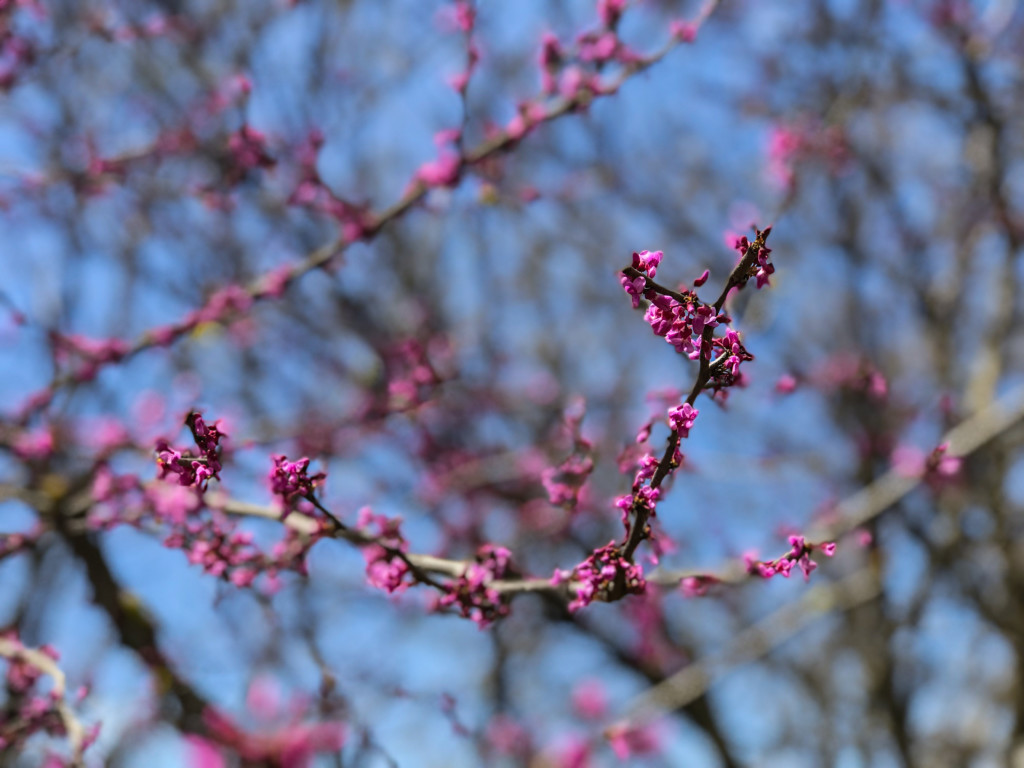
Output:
top-left (2, 0), bottom-right (1024, 766)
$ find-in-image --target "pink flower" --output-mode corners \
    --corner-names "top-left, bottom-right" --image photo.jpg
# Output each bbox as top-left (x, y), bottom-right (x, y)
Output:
top-left (201, 706), bottom-right (346, 768)
top-left (435, 545), bottom-right (513, 627)
top-left (631, 249), bottom-right (662, 277)
top-left (579, 31), bottom-right (618, 63)
top-left (567, 542), bottom-right (645, 612)
top-left (246, 676), bottom-right (281, 722)
top-left (598, 0), bottom-right (626, 27)
top-left (634, 485), bottom-right (660, 513)
top-left (571, 679), bottom-right (608, 720)
top-left (866, 371), bottom-right (888, 400)
top-left (891, 445), bottom-right (925, 478)
top-left (690, 304), bottom-right (719, 336)
top-left (199, 284), bottom-right (254, 324)
top-left (414, 130), bottom-right (462, 188)
top-left (766, 124), bottom-right (804, 189)
top-left (670, 20), bottom-right (698, 43)
top-left (448, 70), bottom-right (470, 92)
top-left (775, 373), bottom-right (798, 394)
top-left (259, 264), bottom-right (293, 299)
top-left (798, 554), bottom-right (817, 580)
top-left (891, 442), bottom-right (963, 489)
top-left (230, 568), bottom-right (257, 587)
top-left (187, 737), bottom-right (226, 768)
top-left (632, 452), bottom-right (659, 487)
top-left (620, 273), bottom-right (646, 308)
top-left (227, 125), bottom-right (275, 181)
top-left (12, 428), bottom-right (53, 460)
top-left (667, 402), bottom-right (699, 437)
top-left (452, 1), bottom-right (475, 32)
top-left (79, 416), bottom-right (129, 451)
top-left (364, 546), bottom-right (411, 593)
top-left (542, 453), bottom-right (594, 509)
top-left (486, 714), bottom-right (530, 756)
top-left (605, 722), bottom-right (660, 761)
top-left (680, 575), bottom-right (717, 597)
top-left (539, 31), bottom-right (563, 73)
top-left (553, 736), bottom-right (591, 768)
top-left (269, 455), bottom-right (326, 500)
top-left (927, 442), bottom-right (962, 478)
top-left (415, 155), bottom-right (459, 187)
top-left (155, 413), bottom-right (226, 489)
top-left (559, 66), bottom-right (586, 101)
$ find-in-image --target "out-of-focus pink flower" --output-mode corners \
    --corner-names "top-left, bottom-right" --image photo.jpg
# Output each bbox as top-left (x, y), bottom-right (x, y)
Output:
top-left (571, 679), bottom-right (608, 720)
top-left (605, 721), bottom-right (660, 761)
top-left (775, 374), bottom-right (798, 394)
top-left (187, 737), bottom-right (226, 768)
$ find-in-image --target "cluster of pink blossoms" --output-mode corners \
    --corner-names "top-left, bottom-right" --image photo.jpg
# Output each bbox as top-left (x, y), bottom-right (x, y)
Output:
top-left (269, 455), bottom-right (326, 503)
top-left (615, 408), bottom-right (685, 530)
top-left (542, 453), bottom-right (594, 509)
top-left (623, 250), bottom-right (728, 362)
top-left (729, 227), bottom-right (775, 289)
top-left (745, 535), bottom-right (837, 581)
top-left (46, 280), bottom-right (259, 390)
top-left (605, 721), bottom-right (661, 762)
top-left (435, 545), bottom-right (513, 628)
top-left (530, 0), bottom-right (642, 107)
top-left (619, 249), bottom-right (662, 309)
top-left (287, 128), bottom-right (370, 243)
top-left (44, 331), bottom-right (132, 383)
top-left (706, 327), bottom-right (753, 398)
top-left (554, 541), bottom-right (646, 613)
top-left (149, 417), bottom-right (325, 589)
top-left (17, 280), bottom-right (267, 404)
top-left (539, 398), bottom-right (594, 510)
top-left (892, 441), bottom-right (963, 489)
top-left (0, 0), bottom-right (39, 92)
top-left (225, 124), bottom-right (275, 185)
top-left (53, 332), bottom-right (129, 367)
top-left (680, 575), bottom-right (720, 597)
top-left (412, 128), bottom-right (462, 189)
top-left (504, 1), bottom-right (698, 151)
top-left (0, 633), bottom-right (99, 761)
top-left (614, 483), bottom-right (662, 529)
top-left (155, 413), bottom-right (226, 489)
top-left (357, 507), bottom-right (413, 594)
top-left (531, 32), bottom-right (608, 107)
top-left (11, 426), bottom-right (53, 461)
top-left (142, 283), bottom-right (258, 351)
top-left (613, 392), bottom-right (686, 529)
top-left (766, 120), bottom-right (849, 191)
top-left (667, 402), bottom-right (698, 438)
top-left (384, 338), bottom-right (443, 411)
top-left (617, 231), bottom-right (795, 573)
top-left (614, 406), bottom-right (698, 536)
top-left (164, 517), bottom-right (316, 589)
top-left (195, 703), bottom-right (346, 768)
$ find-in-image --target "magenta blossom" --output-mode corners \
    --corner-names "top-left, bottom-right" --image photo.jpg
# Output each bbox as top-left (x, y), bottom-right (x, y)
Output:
top-left (567, 541), bottom-right (645, 612)
top-left (155, 413), bottom-right (226, 489)
top-left (435, 544), bottom-right (513, 628)
top-left (667, 402), bottom-right (698, 437)
top-left (620, 272), bottom-right (646, 308)
top-left (269, 455), bottom-right (326, 501)
top-left (631, 249), bottom-right (662, 277)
